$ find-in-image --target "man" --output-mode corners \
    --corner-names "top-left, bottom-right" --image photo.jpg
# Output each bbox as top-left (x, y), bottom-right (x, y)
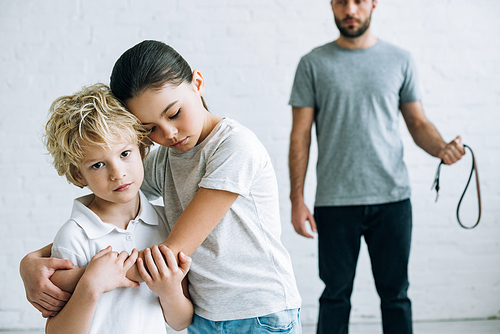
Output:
top-left (288, 1), bottom-right (464, 333)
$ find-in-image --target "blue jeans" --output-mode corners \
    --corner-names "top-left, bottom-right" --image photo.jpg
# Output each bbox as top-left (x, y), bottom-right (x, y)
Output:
top-left (188, 308), bottom-right (301, 334)
top-left (315, 199), bottom-right (413, 334)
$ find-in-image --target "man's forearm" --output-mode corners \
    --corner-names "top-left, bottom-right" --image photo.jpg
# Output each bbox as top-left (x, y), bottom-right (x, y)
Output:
top-left (50, 268), bottom-right (85, 293)
top-left (408, 118), bottom-right (446, 157)
top-left (289, 106), bottom-right (315, 203)
top-left (39, 244), bottom-right (53, 257)
top-left (289, 133), bottom-right (311, 203)
top-left (400, 101), bottom-right (447, 158)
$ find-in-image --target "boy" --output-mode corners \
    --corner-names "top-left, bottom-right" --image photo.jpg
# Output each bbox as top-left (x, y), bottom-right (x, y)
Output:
top-left (43, 83), bottom-right (193, 334)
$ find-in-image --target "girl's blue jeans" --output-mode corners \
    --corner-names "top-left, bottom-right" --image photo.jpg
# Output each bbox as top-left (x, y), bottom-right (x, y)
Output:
top-left (187, 308), bottom-right (301, 333)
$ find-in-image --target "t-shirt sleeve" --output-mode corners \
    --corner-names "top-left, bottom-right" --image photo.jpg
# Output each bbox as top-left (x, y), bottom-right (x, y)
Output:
top-left (289, 56), bottom-right (316, 108)
top-left (198, 129), bottom-right (263, 198)
top-left (51, 221), bottom-right (91, 268)
top-left (152, 205), bottom-right (171, 234)
top-left (399, 55), bottom-right (423, 104)
top-left (141, 146), bottom-right (167, 202)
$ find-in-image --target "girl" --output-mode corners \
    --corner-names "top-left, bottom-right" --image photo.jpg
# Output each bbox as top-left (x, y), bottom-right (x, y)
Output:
top-left (21, 40), bottom-right (302, 333)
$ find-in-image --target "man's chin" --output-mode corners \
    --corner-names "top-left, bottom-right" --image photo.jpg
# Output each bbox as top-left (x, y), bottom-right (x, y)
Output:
top-left (339, 26), bottom-right (369, 38)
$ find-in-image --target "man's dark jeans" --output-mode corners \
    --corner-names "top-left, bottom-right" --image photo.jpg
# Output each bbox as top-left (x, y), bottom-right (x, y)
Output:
top-left (315, 199), bottom-right (413, 334)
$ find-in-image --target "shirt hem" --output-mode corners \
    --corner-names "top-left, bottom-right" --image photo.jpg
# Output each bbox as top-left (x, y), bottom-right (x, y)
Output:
top-left (315, 193), bottom-right (411, 207)
top-left (193, 299), bottom-right (302, 322)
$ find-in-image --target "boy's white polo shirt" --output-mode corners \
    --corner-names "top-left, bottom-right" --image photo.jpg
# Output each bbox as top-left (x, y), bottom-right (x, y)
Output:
top-left (51, 190), bottom-right (170, 334)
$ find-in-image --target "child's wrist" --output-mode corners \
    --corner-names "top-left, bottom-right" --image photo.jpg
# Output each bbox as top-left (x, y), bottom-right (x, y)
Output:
top-left (158, 286), bottom-right (185, 302)
top-left (78, 276), bottom-right (105, 299)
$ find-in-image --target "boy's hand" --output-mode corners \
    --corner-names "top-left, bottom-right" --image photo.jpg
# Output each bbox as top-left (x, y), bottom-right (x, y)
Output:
top-left (20, 247), bottom-right (76, 318)
top-left (137, 245), bottom-right (191, 298)
top-left (80, 246), bottom-right (140, 296)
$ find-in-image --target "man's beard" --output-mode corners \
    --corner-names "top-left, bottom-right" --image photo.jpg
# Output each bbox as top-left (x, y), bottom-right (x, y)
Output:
top-left (335, 14), bottom-right (372, 38)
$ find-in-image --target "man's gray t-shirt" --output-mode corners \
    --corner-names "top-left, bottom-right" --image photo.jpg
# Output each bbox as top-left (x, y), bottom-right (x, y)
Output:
top-left (289, 40), bottom-right (422, 206)
top-left (141, 118), bottom-right (301, 321)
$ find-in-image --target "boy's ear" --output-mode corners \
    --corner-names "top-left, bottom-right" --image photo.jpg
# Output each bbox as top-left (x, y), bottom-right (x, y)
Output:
top-left (72, 169), bottom-right (87, 187)
top-left (192, 70), bottom-right (205, 97)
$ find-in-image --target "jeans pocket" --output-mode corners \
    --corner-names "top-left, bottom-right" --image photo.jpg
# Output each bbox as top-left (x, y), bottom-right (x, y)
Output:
top-left (256, 309), bottom-right (297, 332)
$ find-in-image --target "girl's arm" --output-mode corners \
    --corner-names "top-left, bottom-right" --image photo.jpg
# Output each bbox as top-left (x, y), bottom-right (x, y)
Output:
top-left (160, 187), bottom-right (238, 257)
top-left (23, 187), bottom-right (233, 306)
top-left (19, 244), bottom-right (76, 317)
top-left (46, 247), bottom-right (139, 334)
top-left (137, 245), bottom-right (193, 331)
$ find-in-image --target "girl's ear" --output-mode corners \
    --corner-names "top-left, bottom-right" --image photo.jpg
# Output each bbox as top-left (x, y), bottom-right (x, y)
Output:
top-left (192, 70), bottom-right (205, 97)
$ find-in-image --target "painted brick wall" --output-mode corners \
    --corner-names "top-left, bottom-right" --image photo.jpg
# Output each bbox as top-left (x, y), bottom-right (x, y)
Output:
top-left (1, 0), bottom-right (499, 330)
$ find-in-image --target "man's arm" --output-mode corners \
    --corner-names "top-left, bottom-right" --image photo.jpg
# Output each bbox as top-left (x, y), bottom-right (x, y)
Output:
top-left (400, 101), bottom-right (465, 165)
top-left (19, 244), bottom-right (76, 317)
top-left (50, 268), bottom-right (86, 293)
top-left (289, 106), bottom-right (317, 238)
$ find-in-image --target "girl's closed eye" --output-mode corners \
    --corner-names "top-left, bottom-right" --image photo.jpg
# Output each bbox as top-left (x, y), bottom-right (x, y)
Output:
top-left (169, 109), bottom-right (181, 120)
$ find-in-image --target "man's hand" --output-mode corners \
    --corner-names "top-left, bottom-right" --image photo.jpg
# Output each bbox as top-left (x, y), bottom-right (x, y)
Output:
top-left (19, 247), bottom-right (76, 318)
top-left (438, 136), bottom-right (465, 165)
top-left (291, 199), bottom-right (317, 239)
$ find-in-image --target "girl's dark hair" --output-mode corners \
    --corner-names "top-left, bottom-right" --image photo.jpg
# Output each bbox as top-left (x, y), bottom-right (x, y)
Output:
top-left (110, 40), bottom-right (194, 102)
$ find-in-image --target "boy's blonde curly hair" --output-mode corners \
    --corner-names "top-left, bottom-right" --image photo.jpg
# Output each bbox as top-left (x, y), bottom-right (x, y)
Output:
top-left (44, 83), bottom-right (152, 188)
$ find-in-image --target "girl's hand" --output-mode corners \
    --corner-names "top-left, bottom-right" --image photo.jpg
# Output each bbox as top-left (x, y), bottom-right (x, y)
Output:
top-left (19, 245), bottom-right (76, 318)
top-left (137, 245), bottom-right (191, 298)
top-left (80, 246), bottom-right (140, 296)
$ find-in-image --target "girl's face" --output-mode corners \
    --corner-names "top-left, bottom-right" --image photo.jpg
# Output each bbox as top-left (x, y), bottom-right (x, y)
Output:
top-left (126, 71), bottom-right (215, 152)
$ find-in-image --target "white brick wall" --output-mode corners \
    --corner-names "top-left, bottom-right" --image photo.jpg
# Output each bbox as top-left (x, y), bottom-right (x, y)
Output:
top-left (1, 0), bottom-right (499, 330)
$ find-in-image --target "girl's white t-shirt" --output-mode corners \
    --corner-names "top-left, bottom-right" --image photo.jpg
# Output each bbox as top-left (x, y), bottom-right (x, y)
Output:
top-left (141, 118), bottom-right (301, 321)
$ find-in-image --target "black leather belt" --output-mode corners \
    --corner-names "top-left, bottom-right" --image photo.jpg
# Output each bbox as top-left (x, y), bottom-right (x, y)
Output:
top-left (432, 144), bottom-right (481, 229)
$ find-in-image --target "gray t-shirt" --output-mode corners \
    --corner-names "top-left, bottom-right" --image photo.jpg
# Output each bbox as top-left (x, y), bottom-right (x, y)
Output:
top-left (141, 118), bottom-right (301, 321)
top-left (289, 40), bottom-right (422, 206)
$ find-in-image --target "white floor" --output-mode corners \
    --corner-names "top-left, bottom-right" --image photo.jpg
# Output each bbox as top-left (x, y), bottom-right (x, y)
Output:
top-left (302, 319), bottom-right (500, 334)
top-left (2, 319), bottom-right (499, 334)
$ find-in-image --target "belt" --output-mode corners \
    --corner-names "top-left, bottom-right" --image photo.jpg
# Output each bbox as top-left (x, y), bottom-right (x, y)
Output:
top-left (432, 144), bottom-right (481, 229)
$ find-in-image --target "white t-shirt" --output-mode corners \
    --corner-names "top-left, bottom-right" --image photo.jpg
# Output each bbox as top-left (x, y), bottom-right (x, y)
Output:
top-left (51, 191), bottom-right (170, 334)
top-left (141, 118), bottom-right (302, 321)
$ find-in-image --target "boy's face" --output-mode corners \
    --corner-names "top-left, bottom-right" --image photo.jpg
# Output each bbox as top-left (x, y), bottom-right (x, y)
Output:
top-left (75, 140), bottom-right (144, 207)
